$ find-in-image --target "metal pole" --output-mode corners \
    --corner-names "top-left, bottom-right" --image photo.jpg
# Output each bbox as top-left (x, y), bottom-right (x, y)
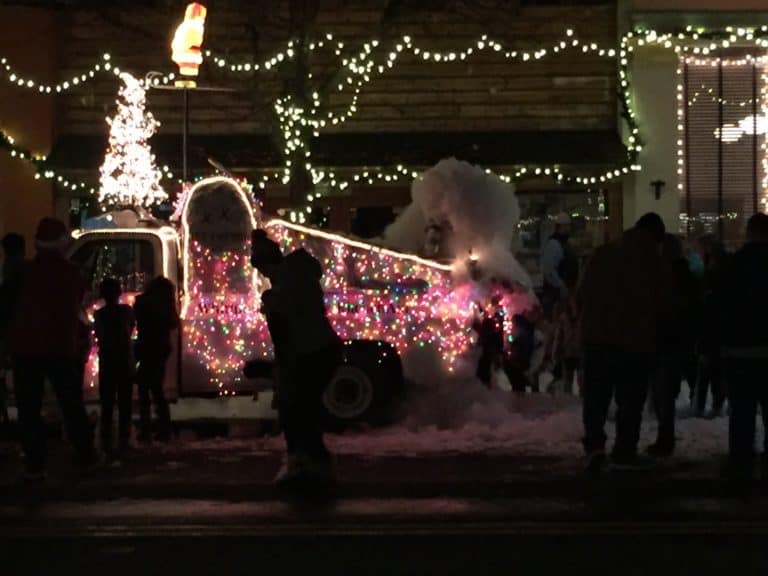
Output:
top-left (183, 88), bottom-right (189, 183)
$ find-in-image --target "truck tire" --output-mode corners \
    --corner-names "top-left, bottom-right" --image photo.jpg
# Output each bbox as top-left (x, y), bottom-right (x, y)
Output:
top-left (322, 340), bottom-right (404, 430)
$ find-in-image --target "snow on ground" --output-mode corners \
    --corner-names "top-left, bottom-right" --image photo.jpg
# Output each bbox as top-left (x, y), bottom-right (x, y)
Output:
top-left (176, 379), bottom-right (752, 462)
top-left (325, 384), bottom-right (739, 460)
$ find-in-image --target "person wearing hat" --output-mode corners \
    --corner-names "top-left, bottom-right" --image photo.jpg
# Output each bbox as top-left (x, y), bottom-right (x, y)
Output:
top-left (251, 229), bottom-right (343, 490)
top-left (540, 212), bottom-right (578, 321)
top-left (579, 212), bottom-right (672, 472)
top-left (10, 217), bottom-right (96, 480)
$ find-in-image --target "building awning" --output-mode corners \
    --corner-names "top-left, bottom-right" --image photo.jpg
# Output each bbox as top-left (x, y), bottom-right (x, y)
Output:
top-left (48, 130), bottom-right (627, 175)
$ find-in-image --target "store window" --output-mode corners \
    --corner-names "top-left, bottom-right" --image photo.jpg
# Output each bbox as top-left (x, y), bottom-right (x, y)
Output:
top-left (679, 55), bottom-right (767, 246)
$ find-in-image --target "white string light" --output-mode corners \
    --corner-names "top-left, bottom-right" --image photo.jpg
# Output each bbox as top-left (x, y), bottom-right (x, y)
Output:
top-left (0, 25), bottom-right (662, 212)
top-left (2, 53), bottom-right (109, 93)
top-left (99, 72), bottom-right (167, 208)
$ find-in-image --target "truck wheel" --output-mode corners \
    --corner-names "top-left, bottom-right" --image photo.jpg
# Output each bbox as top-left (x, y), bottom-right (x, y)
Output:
top-left (322, 340), bottom-right (404, 430)
top-left (322, 365), bottom-right (375, 424)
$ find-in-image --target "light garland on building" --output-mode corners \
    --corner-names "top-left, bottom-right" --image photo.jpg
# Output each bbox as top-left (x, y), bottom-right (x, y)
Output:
top-left (1, 27), bottom-right (640, 208)
top-left (0, 52), bottom-right (177, 93)
top-left (1, 53), bottom-right (114, 93)
top-left (676, 62), bottom-right (686, 201)
top-left (675, 52), bottom-right (768, 225)
top-left (22, 24), bottom-right (768, 213)
top-left (761, 65), bottom-right (768, 211)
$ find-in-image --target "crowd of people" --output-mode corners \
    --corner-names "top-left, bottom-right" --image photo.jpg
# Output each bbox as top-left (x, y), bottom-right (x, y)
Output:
top-left (0, 217), bottom-right (342, 491)
top-left (0, 218), bottom-right (178, 481)
top-left (540, 210), bottom-right (768, 478)
top-left (1, 210), bottom-right (768, 489)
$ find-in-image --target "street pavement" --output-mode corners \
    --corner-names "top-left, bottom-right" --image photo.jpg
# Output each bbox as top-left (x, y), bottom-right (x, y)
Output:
top-left (2, 430), bottom-right (768, 575)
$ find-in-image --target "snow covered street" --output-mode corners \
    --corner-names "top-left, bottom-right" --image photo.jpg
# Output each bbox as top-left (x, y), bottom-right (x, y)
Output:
top-left (167, 389), bottom-right (736, 463)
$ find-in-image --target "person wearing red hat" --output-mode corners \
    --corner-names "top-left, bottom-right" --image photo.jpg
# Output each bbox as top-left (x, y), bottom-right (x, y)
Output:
top-left (10, 217), bottom-right (96, 480)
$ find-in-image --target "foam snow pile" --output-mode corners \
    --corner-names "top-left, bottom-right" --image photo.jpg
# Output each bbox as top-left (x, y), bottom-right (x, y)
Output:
top-left (381, 157), bottom-right (532, 289)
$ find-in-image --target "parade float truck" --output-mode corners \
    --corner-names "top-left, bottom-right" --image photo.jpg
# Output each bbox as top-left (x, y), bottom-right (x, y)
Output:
top-left (68, 176), bottom-right (527, 427)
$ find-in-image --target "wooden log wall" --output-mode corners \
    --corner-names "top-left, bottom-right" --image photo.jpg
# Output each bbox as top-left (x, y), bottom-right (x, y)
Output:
top-left (55, 0), bottom-right (617, 138)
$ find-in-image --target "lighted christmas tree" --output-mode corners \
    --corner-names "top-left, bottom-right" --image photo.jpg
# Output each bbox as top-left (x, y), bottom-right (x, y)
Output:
top-left (98, 72), bottom-right (167, 209)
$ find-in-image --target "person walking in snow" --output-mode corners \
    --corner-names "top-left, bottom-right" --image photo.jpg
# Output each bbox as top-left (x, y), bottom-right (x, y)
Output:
top-left (94, 277), bottom-right (135, 462)
top-left (694, 235), bottom-right (729, 418)
top-left (720, 213), bottom-right (768, 481)
top-left (10, 218), bottom-right (97, 481)
top-left (134, 276), bottom-right (178, 443)
top-left (647, 234), bottom-right (695, 457)
top-left (579, 213), bottom-right (671, 472)
top-left (251, 230), bottom-right (343, 490)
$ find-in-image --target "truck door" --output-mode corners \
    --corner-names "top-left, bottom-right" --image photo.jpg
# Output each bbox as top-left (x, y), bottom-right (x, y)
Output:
top-left (68, 233), bottom-right (179, 402)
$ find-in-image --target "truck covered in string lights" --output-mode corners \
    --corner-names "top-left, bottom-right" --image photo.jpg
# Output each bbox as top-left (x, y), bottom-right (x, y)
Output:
top-left (68, 176), bottom-right (532, 425)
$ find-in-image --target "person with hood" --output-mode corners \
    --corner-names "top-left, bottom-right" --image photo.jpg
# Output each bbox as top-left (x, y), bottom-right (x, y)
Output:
top-left (0, 233), bottom-right (25, 425)
top-left (720, 213), bottom-right (768, 480)
top-left (579, 212), bottom-right (670, 471)
top-left (133, 276), bottom-right (178, 443)
top-left (540, 213), bottom-right (579, 320)
top-left (10, 218), bottom-right (96, 480)
top-left (251, 230), bottom-right (343, 488)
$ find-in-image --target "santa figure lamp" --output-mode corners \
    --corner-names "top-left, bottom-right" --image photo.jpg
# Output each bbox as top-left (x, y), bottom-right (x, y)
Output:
top-left (171, 3), bottom-right (207, 85)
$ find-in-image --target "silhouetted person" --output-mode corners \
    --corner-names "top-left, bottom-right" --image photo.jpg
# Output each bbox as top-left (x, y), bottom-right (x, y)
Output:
top-left (10, 218), bottom-right (96, 480)
top-left (94, 278), bottom-right (135, 462)
top-left (551, 292), bottom-right (582, 396)
top-left (541, 213), bottom-right (579, 320)
top-left (579, 212), bottom-right (669, 471)
top-left (720, 213), bottom-right (768, 480)
top-left (505, 312), bottom-right (536, 393)
top-left (695, 235), bottom-right (729, 417)
top-left (251, 230), bottom-right (343, 489)
top-left (0, 233), bottom-right (25, 425)
top-left (648, 234), bottom-right (694, 457)
top-left (134, 276), bottom-right (178, 443)
top-left (472, 295), bottom-right (505, 388)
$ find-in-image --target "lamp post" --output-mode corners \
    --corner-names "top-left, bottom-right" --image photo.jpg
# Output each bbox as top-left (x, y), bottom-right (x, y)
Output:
top-left (147, 2), bottom-right (234, 203)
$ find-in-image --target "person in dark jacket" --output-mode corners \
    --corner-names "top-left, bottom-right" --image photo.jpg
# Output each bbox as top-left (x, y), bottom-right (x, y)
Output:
top-left (94, 278), bottom-right (135, 461)
top-left (720, 213), bottom-right (768, 479)
top-left (695, 235), bottom-right (729, 417)
top-left (10, 218), bottom-right (96, 480)
top-left (647, 234), bottom-right (694, 457)
top-left (134, 276), bottom-right (178, 443)
top-left (251, 230), bottom-right (343, 488)
top-left (578, 212), bottom-right (670, 471)
top-left (472, 295), bottom-right (506, 388)
top-left (0, 233), bottom-right (25, 425)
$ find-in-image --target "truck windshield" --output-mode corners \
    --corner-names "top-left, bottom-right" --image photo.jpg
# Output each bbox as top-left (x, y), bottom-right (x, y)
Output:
top-left (70, 238), bottom-right (156, 300)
